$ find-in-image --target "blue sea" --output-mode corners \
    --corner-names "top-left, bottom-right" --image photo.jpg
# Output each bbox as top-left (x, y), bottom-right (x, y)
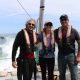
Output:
top-left (0, 34), bottom-right (80, 71)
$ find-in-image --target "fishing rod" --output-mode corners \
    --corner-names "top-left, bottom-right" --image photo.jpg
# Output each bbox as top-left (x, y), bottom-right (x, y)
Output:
top-left (17, 0), bottom-right (32, 19)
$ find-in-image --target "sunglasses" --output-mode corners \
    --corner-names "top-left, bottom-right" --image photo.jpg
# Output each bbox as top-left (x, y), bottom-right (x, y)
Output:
top-left (60, 19), bottom-right (68, 21)
top-left (28, 23), bottom-right (35, 26)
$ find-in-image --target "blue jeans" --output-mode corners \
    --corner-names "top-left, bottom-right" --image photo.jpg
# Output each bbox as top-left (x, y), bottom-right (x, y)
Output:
top-left (58, 53), bottom-right (78, 80)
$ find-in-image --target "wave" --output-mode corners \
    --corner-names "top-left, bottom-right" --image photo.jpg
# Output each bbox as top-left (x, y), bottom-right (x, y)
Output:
top-left (0, 34), bottom-right (80, 71)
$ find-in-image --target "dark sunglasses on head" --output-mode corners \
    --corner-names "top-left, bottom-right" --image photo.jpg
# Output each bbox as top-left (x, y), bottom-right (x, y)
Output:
top-left (45, 23), bottom-right (53, 26)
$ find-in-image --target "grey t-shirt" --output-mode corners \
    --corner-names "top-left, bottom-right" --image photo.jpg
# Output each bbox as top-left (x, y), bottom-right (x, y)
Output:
top-left (54, 27), bottom-right (80, 55)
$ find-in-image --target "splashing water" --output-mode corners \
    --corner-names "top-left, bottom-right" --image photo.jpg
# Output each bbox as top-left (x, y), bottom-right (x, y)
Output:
top-left (0, 34), bottom-right (16, 71)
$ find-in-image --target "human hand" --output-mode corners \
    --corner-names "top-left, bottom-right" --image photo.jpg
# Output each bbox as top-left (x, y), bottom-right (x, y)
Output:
top-left (75, 54), bottom-right (80, 64)
top-left (12, 61), bottom-right (17, 68)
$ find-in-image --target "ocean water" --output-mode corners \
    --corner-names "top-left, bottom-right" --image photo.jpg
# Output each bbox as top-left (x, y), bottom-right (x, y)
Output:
top-left (0, 34), bottom-right (80, 72)
top-left (0, 34), bottom-right (17, 71)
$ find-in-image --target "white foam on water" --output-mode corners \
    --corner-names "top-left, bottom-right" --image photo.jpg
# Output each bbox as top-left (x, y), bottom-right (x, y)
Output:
top-left (0, 34), bottom-right (79, 72)
top-left (0, 35), bottom-right (17, 71)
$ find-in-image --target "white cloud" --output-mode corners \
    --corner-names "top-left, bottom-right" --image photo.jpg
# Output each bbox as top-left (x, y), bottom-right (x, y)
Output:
top-left (0, 0), bottom-right (40, 17)
top-left (0, 0), bottom-right (80, 18)
top-left (0, 0), bottom-right (80, 33)
top-left (44, 0), bottom-right (80, 17)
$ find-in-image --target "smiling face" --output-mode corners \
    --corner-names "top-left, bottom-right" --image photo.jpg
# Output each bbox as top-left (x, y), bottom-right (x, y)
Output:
top-left (45, 26), bottom-right (51, 33)
top-left (44, 22), bottom-right (53, 34)
top-left (26, 19), bottom-right (36, 31)
top-left (60, 19), bottom-right (69, 30)
top-left (60, 14), bottom-right (69, 30)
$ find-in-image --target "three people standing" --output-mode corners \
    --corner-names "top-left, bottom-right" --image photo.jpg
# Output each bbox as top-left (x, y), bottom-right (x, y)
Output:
top-left (12, 14), bottom-right (80, 80)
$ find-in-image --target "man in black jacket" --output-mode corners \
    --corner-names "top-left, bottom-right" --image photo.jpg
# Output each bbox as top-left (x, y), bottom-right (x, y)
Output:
top-left (54, 14), bottom-right (80, 80)
top-left (12, 19), bottom-right (37, 80)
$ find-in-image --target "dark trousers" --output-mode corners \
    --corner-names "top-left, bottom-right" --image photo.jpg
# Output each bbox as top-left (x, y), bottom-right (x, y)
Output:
top-left (17, 58), bottom-right (36, 80)
top-left (34, 64), bottom-right (37, 80)
top-left (39, 58), bottom-right (55, 80)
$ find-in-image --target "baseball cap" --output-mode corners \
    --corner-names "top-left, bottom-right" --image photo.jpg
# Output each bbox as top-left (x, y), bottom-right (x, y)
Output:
top-left (60, 14), bottom-right (69, 21)
top-left (44, 21), bottom-right (53, 27)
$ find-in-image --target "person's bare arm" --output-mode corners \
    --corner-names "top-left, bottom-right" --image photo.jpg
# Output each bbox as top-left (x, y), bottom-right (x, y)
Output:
top-left (76, 40), bottom-right (80, 64)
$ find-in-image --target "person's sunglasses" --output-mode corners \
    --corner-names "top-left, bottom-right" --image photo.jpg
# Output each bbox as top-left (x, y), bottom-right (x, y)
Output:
top-left (60, 19), bottom-right (68, 21)
top-left (28, 23), bottom-right (35, 26)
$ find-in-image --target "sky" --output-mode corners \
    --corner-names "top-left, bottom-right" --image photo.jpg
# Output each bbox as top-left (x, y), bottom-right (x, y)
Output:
top-left (0, 0), bottom-right (80, 34)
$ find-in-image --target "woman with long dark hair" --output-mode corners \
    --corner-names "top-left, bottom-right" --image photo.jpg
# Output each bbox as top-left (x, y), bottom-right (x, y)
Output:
top-left (38, 21), bottom-right (55, 80)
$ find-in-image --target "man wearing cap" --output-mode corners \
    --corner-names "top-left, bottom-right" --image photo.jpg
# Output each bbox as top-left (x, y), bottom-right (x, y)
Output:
top-left (54, 14), bottom-right (80, 80)
top-left (38, 21), bottom-right (55, 80)
top-left (12, 19), bottom-right (37, 80)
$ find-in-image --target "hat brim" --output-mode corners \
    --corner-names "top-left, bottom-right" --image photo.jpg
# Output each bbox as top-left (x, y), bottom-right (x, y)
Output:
top-left (44, 22), bottom-right (53, 26)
